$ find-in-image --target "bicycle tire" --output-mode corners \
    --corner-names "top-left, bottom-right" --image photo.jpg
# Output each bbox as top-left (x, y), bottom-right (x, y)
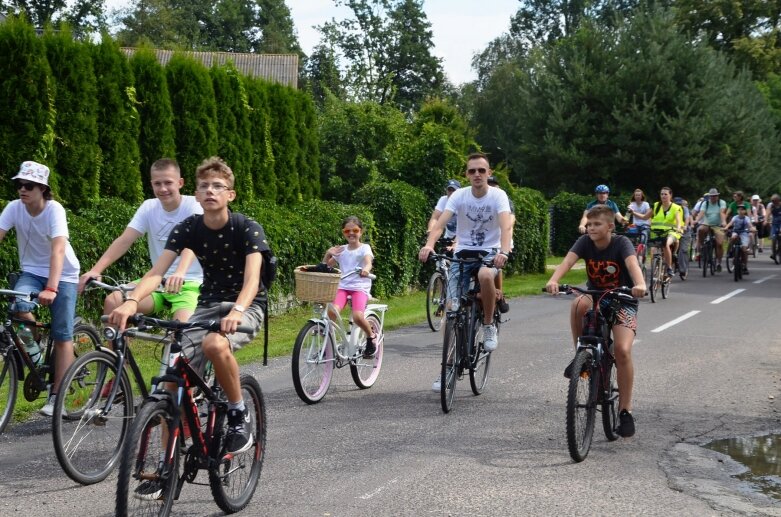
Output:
top-left (774, 236), bottom-right (781, 264)
top-left (709, 242), bottom-right (716, 275)
top-left (426, 272), bottom-right (446, 332)
top-left (566, 349), bottom-right (596, 462)
top-left (702, 240), bottom-right (711, 277)
top-left (0, 349), bottom-right (19, 434)
top-left (73, 323), bottom-right (102, 358)
top-left (650, 256), bottom-right (660, 303)
top-left (661, 265), bottom-right (670, 299)
top-left (601, 358), bottom-right (620, 441)
top-left (350, 314), bottom-right (383, 388)
top-left (440, 318), bottom-right (458, 413)
top-left (210, 374), bottom-right (266, 513)
top-left (734, 248), bottom-right (742, 281)
top-left (116, 399), bottom-right (178, 517)
top-left (52, 350), bottom-right (134, 485)
top-left (292, 321), bottom-right (333, 404)
top-left (469, 309), bottom-right (492, 396)
top-left (726, 244), bottom-right (734, 273)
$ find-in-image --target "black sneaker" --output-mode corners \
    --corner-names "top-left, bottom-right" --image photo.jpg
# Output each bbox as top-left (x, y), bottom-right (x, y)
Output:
top-left (742, 268), bottom-right (749, 275)
top-left (224, 408), bottom-right (253, 454)
top-left (563, 357), bottom-right (575, 379)
top-left (617, 409), bottom-right (635, 437)
top-left (665, 267), bottom-right (674, 278)
top-left (498, 297), bottom-right (510, 314)
top-left (363, 335), bottom-right (377, 358)
top-left (134, 479), bottom-right (163, 501)
top-left (716, 263), bottom-right (722, 272)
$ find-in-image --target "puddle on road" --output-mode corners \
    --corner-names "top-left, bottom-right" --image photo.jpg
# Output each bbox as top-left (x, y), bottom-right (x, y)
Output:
top-left (705, 434), bottom-right (781, 500)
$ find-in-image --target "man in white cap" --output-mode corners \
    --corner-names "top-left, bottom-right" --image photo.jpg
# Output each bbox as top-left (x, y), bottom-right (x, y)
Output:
top-left (0, 161), bottom-right (80, 416)
top-left (750, 194), bottom-right (765, 252)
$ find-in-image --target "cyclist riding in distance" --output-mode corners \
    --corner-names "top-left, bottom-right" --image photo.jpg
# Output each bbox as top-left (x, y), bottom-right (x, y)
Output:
top-left (766, 194), bottom-right (781, 261)
top-left (109, 156), bottom-right (268, 456)
top-left (578, 184), bottom-right (628, 234)
top-left (675, 196), bottom-right (692, 279)
top-left (649, 187), bottom-right (684, 279)
top-left (546, 205), bottom-right (646, 438)
top-left (419, 152), bottom-right (512, 358)
top-left (694, 188), bottom-right (727, 272)
top-left (78, 158), bottom-right (203, 324)
top-left (626, 188), bottom-right (651, 245)
top-left (427, 179), bottom-right (461, 245)
top-left (749, 194), bottom-right (765, 252)
top-left (726, 190), bottom-right (748, 221)
top-left (725, 202), bottom-right (754, 275)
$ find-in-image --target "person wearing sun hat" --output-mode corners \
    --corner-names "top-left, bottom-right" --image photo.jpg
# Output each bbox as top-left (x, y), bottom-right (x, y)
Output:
top-left (0, 161), bottom-right (80, 417)
top-left (694, 187), bottom-right (727, 271)
top-left (750, 194), bottom-right (766, 252)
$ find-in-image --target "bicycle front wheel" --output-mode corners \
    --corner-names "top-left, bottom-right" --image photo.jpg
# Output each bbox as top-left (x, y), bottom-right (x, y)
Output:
top-left (566, 349), bottom-right (597, 462)
top-left (469, 314), bottom-right (492, 396)
top-left (210, 374), bottom-right (266, 514)
top-left (426, 272), bottom-right (446, 332)
top-left (0, 349), bottom-right (19, 434)
top-left (734, 249), bottom-right (742, 281)
top-left (650, 256), bottom-right (661, 303)
top-left (73, 323), bottom-right (102, 358)
top-left (292, 321), bottom-right (333, 404)
top-left (350, 314), bottom-right (383, 389)
top-left (661, 268), bottom-right (670, 299)
top-left (440, 318), bottom-right (458, 413)
top-left (773, 236), bottom-right (780, 264)
top-left (53, 350), bottom-right (134, 485)
top-left (601, 358), bottom-right (620, 441)
top-left (116, 399), bottom-right (178, 517)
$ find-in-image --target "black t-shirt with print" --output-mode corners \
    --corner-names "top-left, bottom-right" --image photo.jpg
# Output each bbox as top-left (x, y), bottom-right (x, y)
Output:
top-left (165, 212), bottom-right (270, 306)
top-left (570, 234), bottom-right (636, 290)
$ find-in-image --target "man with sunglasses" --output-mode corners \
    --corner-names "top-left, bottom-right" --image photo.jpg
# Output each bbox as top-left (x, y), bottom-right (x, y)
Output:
top-left (0, 161), bottom-right (80, 416)
top-left (420, 152), bottom-right (512, 372)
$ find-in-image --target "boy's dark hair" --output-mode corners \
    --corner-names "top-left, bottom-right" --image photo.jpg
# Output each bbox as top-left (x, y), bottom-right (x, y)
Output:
top-left (196, 156), bottom-right (234, 188)
top-left (585, 204), bottom-right (615, 223)
top-left (150, 158), bottom-right (180, 176)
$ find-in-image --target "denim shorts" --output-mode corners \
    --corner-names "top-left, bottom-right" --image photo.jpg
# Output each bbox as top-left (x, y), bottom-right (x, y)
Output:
top-left (447, 249), bottom-right (499, 305)
top-left (12, 272), bottom-right (77, 341)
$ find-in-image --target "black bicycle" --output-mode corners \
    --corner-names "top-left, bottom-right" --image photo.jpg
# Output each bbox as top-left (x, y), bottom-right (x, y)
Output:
top-left (725, 230), bottom-right (748, 281)
top-left (0, 287), bottom-right (101, 434)
top-left (551, 284), bottom-right (634, 462)
top-left (771, 225), bottom-right (781, 265)
top-left (432, 253), bottom-right (500, 414)
top-left (425, 238), bottom-right (453, 332)
top-left (700, 226), bottom-right (717, 277)
top-left (115, 313), bottom-right (265, 516)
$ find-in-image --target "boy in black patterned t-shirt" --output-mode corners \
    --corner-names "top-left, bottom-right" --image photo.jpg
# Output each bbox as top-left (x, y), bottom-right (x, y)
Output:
top-left (546, 205), bottom-right (646, 438)
top-left (110, 156), bottom-right (266, 456)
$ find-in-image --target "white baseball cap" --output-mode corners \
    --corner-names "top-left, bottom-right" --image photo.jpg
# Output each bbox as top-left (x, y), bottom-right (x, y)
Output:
top-left (12, 161), bottom-right (50, 187)
top-left (751, 194), bottom-right (761, 201)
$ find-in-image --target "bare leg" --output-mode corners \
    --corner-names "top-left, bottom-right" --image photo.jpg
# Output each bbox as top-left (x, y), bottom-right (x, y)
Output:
top-left (477, 267), bottom-right (496, 324)
top-left (203, 333), bottom-right (241, 403)
top-left (569, 296), bottom-right (589, 347)
top-left (612, 325), bottom-right (635, 412)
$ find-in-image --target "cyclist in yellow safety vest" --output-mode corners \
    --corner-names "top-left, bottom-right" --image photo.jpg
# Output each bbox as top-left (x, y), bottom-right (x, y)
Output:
top-left (649, 187), bottom-right (684, 279)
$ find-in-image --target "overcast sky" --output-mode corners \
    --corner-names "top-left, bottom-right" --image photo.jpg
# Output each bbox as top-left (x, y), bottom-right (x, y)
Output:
top-left (105, 0), bottom-right (520, 85)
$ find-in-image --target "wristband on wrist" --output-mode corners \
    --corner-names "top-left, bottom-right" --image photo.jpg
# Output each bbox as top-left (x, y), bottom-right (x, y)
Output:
top-left (125, 296), bottom-right (139, 306)
top-left (44, 286), bottom-right (58, 294)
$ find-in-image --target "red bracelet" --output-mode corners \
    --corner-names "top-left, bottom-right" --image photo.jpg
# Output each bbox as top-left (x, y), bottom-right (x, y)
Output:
top-left (44, 287), bottom-right (58, 294)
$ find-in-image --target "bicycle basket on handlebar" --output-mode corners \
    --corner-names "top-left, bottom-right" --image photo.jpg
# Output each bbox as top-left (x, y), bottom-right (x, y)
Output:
top-left (294, 265), bottom-right (341, 303)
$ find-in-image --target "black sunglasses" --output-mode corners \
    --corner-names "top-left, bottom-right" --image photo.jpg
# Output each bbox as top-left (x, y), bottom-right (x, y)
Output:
top-left (14, 181), bottom-right (38, 191)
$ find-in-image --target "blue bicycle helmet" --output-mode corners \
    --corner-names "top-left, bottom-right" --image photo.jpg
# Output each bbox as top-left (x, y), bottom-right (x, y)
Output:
top-left (595, 184), bottom-right (610, 193)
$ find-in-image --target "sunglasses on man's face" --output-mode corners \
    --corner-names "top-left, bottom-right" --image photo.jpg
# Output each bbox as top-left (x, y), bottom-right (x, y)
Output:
top-left (467, 168), bottom-right (488, 175)
top-left (343, 227), bottom-right (361, 235)
top-left (15, 181), bottom-right (37, 191)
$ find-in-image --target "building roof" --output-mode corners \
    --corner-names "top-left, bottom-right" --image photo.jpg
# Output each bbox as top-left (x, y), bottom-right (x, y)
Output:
top-left (121, 48), bottom-right (298, 88)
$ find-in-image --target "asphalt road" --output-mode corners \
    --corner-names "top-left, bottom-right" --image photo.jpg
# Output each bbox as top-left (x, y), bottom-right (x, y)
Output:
top-left (2, 254), bottom-right (781, 516)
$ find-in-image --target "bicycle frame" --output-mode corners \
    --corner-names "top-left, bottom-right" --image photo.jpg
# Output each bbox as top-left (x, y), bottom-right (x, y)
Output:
top-left (307, 301), bottom-right (388, 366)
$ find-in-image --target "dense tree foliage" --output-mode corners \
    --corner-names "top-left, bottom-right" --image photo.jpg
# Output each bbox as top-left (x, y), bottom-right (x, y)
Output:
top-left (0, 0), bottom-right (106, 36)
top-left (317, 0), bottom-right (444, 113)
top-left (304, 43), bottom-right (344, 106)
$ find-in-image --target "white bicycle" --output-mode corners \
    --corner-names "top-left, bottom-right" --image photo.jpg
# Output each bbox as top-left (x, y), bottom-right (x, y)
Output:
top-left (292, 268), bottom-right (388, 404)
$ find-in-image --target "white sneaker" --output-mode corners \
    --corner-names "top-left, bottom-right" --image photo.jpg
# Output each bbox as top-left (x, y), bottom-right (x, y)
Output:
top-left (39, 395), bottom-right (56, 417)
top-left (483, 324), bottom-right (498, 352)
top-left (432, 376), bottom-right (441, 391)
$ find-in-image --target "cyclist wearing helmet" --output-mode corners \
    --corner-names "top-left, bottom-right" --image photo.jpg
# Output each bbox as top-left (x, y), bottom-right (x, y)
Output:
top-left (578, 184), bottom-right (627, 233)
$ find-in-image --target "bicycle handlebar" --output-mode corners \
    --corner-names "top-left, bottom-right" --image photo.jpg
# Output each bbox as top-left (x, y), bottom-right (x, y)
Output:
top-left (86, 277), bottom-right (167, 293)
top-left (341, 267), bottom-right (377, 281)
top-left (541, 284), bottom-right (635, 299)
top-left (101, 313), bottom-right (255, 335)
top-left (427, 252), bottom-right (499, 268)
top-left (0, 289), bottom-right (37, 301)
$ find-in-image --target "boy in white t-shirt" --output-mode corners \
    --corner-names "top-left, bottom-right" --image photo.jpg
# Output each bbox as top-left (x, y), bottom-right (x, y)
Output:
top-left (78, 159), bottom-right (203, 322)
top-left (0, 161), bottom-right (81, 416)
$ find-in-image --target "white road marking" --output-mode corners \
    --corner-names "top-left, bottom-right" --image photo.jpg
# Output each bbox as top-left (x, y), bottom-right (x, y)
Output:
top-left (753, 274), bottom-right (776, 284)
top-left (651, 310), bottom-right (701, 333)
top-left (357, 477), bottom-right (399, 500)
top-left (710, 289), bottom-right (746, 304)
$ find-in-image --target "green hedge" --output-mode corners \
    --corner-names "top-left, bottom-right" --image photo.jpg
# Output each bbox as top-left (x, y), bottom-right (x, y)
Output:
top-left (508, 187), bottom-right (549, 274)
top-left (550, 192), bottom-right (592, 256)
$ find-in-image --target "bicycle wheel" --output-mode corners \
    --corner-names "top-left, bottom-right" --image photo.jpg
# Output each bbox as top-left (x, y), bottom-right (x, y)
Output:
top-left (116, 399), bottom-right (178, 516)
top-left (210, 374), bottom-right (266, 513)
top-left (426, 272), bottom-right (446, 332)
top-left (708, 242), bottom-right (716, 276)
top-left (726, 245), bottom-right (733, 273)
top-left (649, 256), bottom-right (660, 303)
top-left (469, 312), bottom-right (492, 396)
top-left (292, 321), bottom-right (333, 404)
top-left (702, 240), bottom-right (711, 277)
top-left (0, 349), bottom-right (19, 434)
top-left (773, 235), bottom-right (781, 264)
top-left (566, 349), bottom-right (596, 462)
top-left (350, 314), bottom-right (383, 389)
top-left (440, 318), bottom-right (458, 413)
top-left (734, 249), bottom-right (742, 281)
top-left (52, 350), bottom-right (133, 485)
top-left (601, 358), bottom-right (620, 441)
top-left (661, 260), bottom-right (670, 299)
top-left (73, 323), bottom-right (101, 358)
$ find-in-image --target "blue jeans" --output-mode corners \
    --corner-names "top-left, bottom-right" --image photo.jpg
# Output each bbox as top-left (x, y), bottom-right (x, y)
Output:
top-left (12, 272), bottom-right (77, 341)
top-left (447, 249), bottom-right (499, 306)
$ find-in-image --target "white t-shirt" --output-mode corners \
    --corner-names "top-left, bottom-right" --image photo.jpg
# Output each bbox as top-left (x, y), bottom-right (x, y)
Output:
top-left (334, 243), bottom-right (374, 295)
top-left (434, 195), bottom-right (457, 239)
top-left (0, 200), bottom-right (80, 283)
top-left (628, 201), bottom-right (651, 228)
top-left (128, 196), bottom-right (203, 282)
top-left (445, 186), bottom-right (511, 252)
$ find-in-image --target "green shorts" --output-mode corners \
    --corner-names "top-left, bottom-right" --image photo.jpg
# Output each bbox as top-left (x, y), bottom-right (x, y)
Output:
top-left (142, 280), bottom-right (201, 315)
